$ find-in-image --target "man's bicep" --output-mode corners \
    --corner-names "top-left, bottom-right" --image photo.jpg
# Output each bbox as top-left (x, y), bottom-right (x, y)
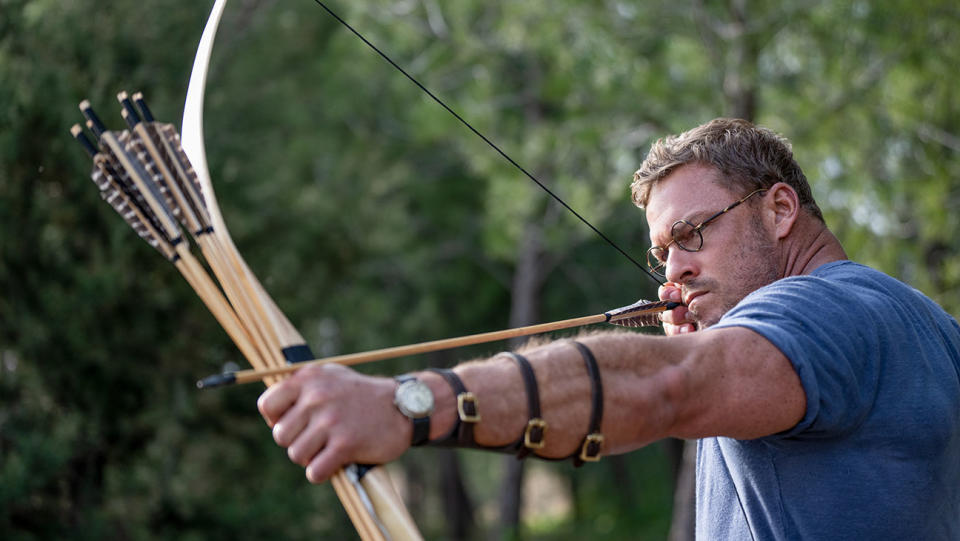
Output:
top-left (677, 326), bottom-right (806, 440)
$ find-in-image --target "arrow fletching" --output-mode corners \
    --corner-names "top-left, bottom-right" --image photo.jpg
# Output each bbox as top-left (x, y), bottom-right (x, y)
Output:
top-left (604, 299), bottom-right (681, 328)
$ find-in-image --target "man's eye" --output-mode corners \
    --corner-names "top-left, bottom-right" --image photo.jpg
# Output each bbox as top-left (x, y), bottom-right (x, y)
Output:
top-left (672, 222), bottom-right (697, 247)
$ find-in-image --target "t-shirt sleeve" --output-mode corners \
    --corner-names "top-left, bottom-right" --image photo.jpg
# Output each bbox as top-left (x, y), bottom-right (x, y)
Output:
top-left (712, 276), bottom-right (884, 438)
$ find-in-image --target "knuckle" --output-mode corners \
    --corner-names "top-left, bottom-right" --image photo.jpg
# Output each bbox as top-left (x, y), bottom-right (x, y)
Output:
top-left (256, 394), bottom-right (268, 415)
top-left (300, 362), bottom-right (348, 380)
top-left (306, 463), bottom-right (329, 484)
top-left (332, 435), bottom-right (357, 459)
top-left (321, 407), bottom-right (342, 428)
top-left (301, 385), bottom-right (333, 408)
top-left (272, 424), bottom-right (285, 445)
top-left (257, 392), bottom-right (277, 419)
top-left (324, 439), bottom-right (351, 466)
top-left (298, 362), bottom-right (327, 378)
top-left (306, 447), bottom-right (345, 484)
top-left (305, 468), bottom-right (321, 484)
top-left (288, 445), bottom-right (311, 466)
top-left (272, 423), bottom-right (291, 447)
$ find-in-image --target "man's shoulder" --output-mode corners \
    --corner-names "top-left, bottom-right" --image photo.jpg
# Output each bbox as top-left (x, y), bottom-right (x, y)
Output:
top-left (760, 260), bottom-right (919, 305)
top-left (730, 259), bottom-right (957, 337)
top-left (808, 259), bottom-right (901, 287)
top-left (730, 260), bottom-right (857, 309)
top-left (718, 260), bottom-right (926, 331)
top-left (790, 259), bottom-right (887, 285)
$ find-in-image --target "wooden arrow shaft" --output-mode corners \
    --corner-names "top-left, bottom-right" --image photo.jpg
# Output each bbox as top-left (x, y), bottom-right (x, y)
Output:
top-left (210, 313), bottom-right (616, 386)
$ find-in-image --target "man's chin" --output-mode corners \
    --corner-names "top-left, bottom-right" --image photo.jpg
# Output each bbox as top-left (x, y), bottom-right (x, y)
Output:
top-left (694, 318), bottom-right (715, 331)
top-left (690, 291), bottom-right (749, 330)
top-left (689, 307), bottom-right (721, 330)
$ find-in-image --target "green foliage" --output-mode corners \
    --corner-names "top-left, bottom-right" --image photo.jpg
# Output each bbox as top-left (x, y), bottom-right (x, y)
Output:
top-left (2, 0), bottom-right (959, 539)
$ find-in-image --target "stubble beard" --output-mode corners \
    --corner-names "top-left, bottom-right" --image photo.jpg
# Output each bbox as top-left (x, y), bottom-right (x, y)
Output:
top-left (688, 216), bottom-right (780, 330)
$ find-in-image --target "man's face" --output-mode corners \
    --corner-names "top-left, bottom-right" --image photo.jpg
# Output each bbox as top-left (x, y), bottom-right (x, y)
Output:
top-left (645, 164), bottom-right (780, 329)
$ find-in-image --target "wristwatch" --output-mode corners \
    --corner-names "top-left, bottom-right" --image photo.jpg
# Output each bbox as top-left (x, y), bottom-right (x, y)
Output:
top-left (393, 375), bottom-right (434, 446)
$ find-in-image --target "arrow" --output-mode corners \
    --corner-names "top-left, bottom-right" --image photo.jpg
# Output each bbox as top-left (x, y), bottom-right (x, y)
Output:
top-left (197, 299), bottom-right (680, 388)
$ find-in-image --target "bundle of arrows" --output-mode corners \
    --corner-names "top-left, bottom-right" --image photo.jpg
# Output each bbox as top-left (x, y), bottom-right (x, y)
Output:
top-left (70, 91), bottom-right (678, 541)
top-left (71, 91), bottom-right (420, 541)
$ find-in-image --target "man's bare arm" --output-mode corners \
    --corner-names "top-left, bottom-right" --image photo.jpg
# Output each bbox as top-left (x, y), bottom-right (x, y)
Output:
top-left (258, 327), bottom-right (805, 482)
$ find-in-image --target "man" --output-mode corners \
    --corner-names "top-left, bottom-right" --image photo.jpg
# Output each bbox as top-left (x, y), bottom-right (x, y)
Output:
top-left (259, 118), bottom-right (960, 538)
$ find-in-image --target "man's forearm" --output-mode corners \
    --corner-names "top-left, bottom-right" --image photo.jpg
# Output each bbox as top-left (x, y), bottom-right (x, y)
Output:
top-left (257, 325), bottom-right (804, 483)
top-left (416, 327), bottom-right (804, 459)
top-left (414, 332), bottom-right (675, 459)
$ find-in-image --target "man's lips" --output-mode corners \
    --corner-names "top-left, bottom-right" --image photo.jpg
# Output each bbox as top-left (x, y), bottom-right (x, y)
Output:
top-left (683, 291), bottom-right (706, 306)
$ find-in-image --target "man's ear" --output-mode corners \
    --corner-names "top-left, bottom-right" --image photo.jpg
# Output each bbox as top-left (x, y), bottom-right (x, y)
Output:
top-left (767, 182), bottom-right (800, 240)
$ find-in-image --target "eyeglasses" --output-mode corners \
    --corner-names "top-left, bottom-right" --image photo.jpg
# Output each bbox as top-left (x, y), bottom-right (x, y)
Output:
top-left (646, 188), bottom-right (767, 276)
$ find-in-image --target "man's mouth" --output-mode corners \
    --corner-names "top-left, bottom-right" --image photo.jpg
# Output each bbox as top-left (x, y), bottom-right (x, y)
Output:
top-left (684, 291), bottom-right (706, 309)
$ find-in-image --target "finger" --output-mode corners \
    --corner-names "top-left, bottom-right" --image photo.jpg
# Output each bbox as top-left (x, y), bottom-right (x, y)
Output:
top-left (658, 281), bottom-right (694, 335)
top-left (660, 304), bottom-right (691, 326)
top-left (658, 281), bottom-right (683, 303)
top-left (286, 415), bottom-right (331, 467)
top-left (258, 380), bottom-right (301, 427)
top-left (272, 405), bottom-right (311, 448)
top-left (663, 321), bottom-right (696, 336)
top-left (271, 368), bottom-right (344, 446)
top-left (661, 302), bottom-right (695, 335)
top-left (305, 441), bottom-right (350, 484)
top-left (662, 302), bottom-right (695, 335)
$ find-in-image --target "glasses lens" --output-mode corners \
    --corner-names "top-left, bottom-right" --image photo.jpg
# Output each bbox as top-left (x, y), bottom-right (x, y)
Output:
top-left (671, 220), bottom-right (703, 251)
top-left (647, 247), bottom-right (666, 275)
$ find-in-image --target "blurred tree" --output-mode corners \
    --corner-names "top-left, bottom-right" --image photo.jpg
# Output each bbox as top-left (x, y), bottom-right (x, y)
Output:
top-left (1, 0), bottom-right (958, 539)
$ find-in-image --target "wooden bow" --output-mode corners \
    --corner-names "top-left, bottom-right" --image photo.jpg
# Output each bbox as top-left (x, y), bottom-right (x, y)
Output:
top-left (70, 2), bottom-right (674, 538)
top-left (179, 1), bottom-right (419, 539)
top-left (71, 93), bottom-right (673, 536)
top-left (176, 2), bottom-right (676, 536)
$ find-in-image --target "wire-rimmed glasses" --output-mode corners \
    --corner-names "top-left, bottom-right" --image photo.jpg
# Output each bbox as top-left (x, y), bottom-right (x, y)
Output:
top-left (646, 188), bottom-right (767, 276)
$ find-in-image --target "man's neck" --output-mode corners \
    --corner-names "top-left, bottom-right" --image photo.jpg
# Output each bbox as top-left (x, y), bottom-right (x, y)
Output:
top-left (780, 219), bottom-right (848, 278)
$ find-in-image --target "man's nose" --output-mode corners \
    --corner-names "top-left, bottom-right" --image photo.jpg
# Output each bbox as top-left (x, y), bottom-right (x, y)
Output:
top-left (664, 249), bottom-right (699, 284)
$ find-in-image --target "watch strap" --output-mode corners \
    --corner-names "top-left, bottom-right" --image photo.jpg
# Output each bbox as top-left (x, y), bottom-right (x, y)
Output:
top-left (411, 416), bottom-right (430, 447)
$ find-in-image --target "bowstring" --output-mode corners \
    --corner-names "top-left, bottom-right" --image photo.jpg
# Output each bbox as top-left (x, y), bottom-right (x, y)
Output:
top-left (312, 0), bottom-right (665, 287)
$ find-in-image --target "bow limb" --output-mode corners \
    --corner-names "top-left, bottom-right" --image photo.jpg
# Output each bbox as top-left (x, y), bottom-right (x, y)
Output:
top-left (181, 0), bottom-right (226, 233)
top-left (179, 2), bottom-right (421, 539)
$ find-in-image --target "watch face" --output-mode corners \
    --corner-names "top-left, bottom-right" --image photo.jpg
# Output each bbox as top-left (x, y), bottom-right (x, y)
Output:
top-left (397, 380), bottom-right (434, 417)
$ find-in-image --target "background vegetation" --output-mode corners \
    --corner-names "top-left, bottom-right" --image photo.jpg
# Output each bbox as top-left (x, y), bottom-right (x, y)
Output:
top-left (2, 0), bottom-right (958, 539)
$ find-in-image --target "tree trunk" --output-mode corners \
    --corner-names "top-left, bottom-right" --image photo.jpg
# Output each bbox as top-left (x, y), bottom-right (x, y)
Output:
top-left (497, 221), bottom-right (544, 540)
top-left (428, 348), bottom-right (476, 540)
top-left (666, 440), bottom-right (697, 541)
top-left (723, 0), bottom-right (760, 121)
top-left (608, 454), bottom-right (636, 512)
top-left (440, 449), bottom-right (475, 540)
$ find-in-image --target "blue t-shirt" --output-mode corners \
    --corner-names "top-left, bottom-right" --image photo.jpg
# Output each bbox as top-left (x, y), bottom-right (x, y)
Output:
top-left (701, 261), bottom-right (960, 540)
